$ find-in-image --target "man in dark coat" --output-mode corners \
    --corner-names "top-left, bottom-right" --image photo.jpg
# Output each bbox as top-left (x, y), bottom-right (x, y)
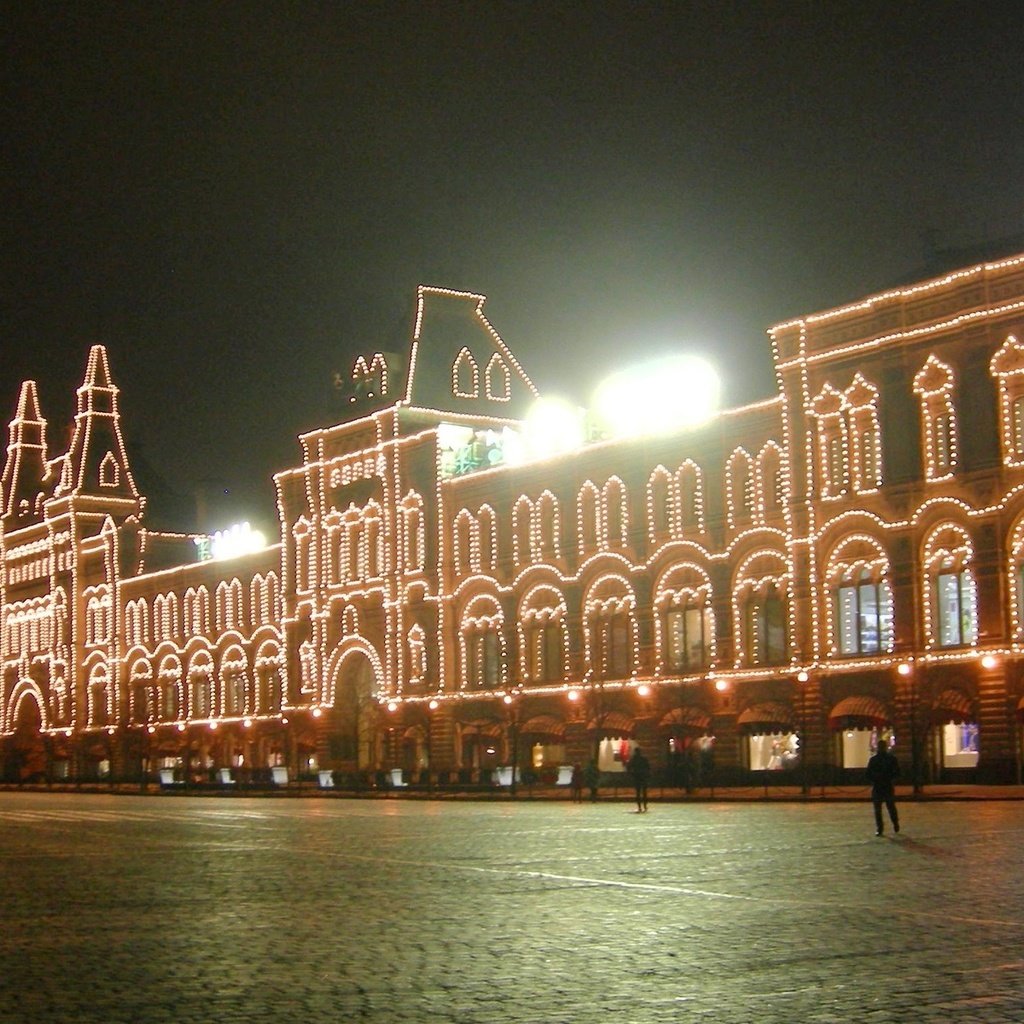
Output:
top-left (865, 738), bottom-right (901, 836)
top-left (628, 746), bottom-right (651, 813)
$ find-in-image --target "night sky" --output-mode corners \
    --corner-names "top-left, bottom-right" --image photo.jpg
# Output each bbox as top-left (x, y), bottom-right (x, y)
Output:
top-left (3, 2), bottom-right (1022, 531)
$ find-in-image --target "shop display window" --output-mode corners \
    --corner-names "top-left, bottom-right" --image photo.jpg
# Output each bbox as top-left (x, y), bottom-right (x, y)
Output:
top-left (748, 732), bottom-right (800, 771)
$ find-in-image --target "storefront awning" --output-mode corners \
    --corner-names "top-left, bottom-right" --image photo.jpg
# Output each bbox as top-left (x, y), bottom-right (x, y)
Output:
top-left (587, 711), bottom-right (635, 737)
top-left (736, 701), bottom-right (794, 733)
top-left (518, 715), bottom-right (566, 740)
top-left (932, 689), bottom-right (975, 725)
top-left (658, 706), bottom-right (712, 732)
top-left (828, 695), bottom-right (889, 729)
top-left (459, 719), bottom-right (503, 737)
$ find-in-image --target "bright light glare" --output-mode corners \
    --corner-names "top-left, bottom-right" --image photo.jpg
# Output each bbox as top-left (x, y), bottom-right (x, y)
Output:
top-left (520, 396), bottom-right (586, 461)
top-left (594, 354), bottom-right (721, 439)
top-left (210, 521), bottom-right (267, 560)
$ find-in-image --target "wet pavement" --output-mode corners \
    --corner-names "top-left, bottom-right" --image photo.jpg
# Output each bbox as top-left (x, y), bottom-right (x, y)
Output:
top-left (1, 791), bottom-right (1021, 1023)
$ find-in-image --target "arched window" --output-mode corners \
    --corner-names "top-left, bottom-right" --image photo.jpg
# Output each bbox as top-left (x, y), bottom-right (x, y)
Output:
top-left (726, 450), bottom-right (754, 527)
top-left (324, 512), bottom-right (342, 586)
top-left (914, 356), bottom-right (958, 480)
top-left (407, 625), bottom-right (428, 685)
top-left (460, 597), bottom-right (505, 690)
top-left (294, 519), bottom-right (313, 592)
top-left (220, 649), bottom-right (248, 716)
top-left (513, 497), bottom-right (533, 566)
top-left (130, 661), bottom-right (153, 724)
top-left (453, 347), bottom-right (479, 398)
top-left (536, 491), bottom-right (559, 561)
top-left (402, 492), bottom-right (425, 573)
top-left (602, 478), bottom-right (627, 548)
top-left (519, 586), bottom-right (567, 684)
top-left (734, 552), bottom-right (790, 667)
top-left (755, 443), bottom-right (784, 521)
top-left (87, 664), bottom-right (110, 726)
top-left (577, 482), bottom-right (599, 553)
top-left (454, 509), bottom-right (474, 577)
top-left (189, 656), bottom-right (214, 718)
top-left (923, 525), bottom-right (977, 648)
top-left (811, 384), bottom-right (848, 498)
top-left (826, 537), bottom-right (894, 656)
top-left (585, 577), bottom-right (636, 679)
top-left (845, 374), bottom-right (882, 492)
top-left (677, 461), bottom-right (704, 535)
top-left (835, 568), bottom-right (893, 655)
top-left (342, 506), bottom-right (361, 580)
top-left (363, 501), bottom-right (384, 578)
top-left (255, 644), bottom-right (283, 714)
top-left (656, 563), bottom-right (714, 673)
top-left (485, 353), bottom-right (510, 401)
top-left (158, 655), bottom-right (181, 720)
top-left (99, 451), bottom-right (120, 487)
top-left (478, 505), bottom-right (496, 572)
top-left (646, 466), bottom-right (675, 542)
top-left (746, 584), bottom-right (787, 666)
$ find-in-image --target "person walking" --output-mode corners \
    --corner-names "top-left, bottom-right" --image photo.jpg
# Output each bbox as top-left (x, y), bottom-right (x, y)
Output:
top-left (583, 759), bottom-right (600, 802)
top-left (866, 738), bottom-right (900, 836)
top-left (570, 762), bottom-right (584, 803)
top-left (628, 745), bottom-right (651, 812)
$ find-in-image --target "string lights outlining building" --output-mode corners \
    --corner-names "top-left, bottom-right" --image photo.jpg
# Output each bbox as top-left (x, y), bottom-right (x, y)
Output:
top-left (4, 256), bottom-right (1024, 789)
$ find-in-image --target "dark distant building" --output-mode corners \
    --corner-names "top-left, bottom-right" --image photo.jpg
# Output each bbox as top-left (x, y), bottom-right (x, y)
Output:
top-left (4, 261), bottom-right (1024, 789)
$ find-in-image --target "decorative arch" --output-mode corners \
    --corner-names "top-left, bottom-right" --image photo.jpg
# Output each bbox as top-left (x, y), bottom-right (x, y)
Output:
top-left (922, 522), bottom-right (977, 649)
top-left (459, 593), bottom-right (506, 690)
top-left (654, 561), bottom-right (715, 673)
top-left (518, 583), bottom-right (568, 683)
top-left (824, 533), bottom-right (894, 657)
top-left (913, 355), bottom-right (958, 480)
top-left (733, 549), bottom-right (790, 667)
top-left (726, 449), bottom-right (754, 528)
top-left (646, 465), bottom-right (677, 544)
top-left (583, 573), bottom-right (637, 680)
top-left (991, 334), bottom-right (1024, 466)
top-left (453, 347), bottom-right (480, 399)
top-left (325, 645), bottom-right (383, 769)
top-left (484, 352), bottom-right (511, 401)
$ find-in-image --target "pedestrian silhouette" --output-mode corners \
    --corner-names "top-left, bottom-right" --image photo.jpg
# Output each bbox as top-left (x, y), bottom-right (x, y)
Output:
top-left (865, 738), bottom-right (901, 836)
top-left (628, 746), bottom-right (651, 812)
top-left (583, 760), bottom-right (600, 802)
top-left (570, 762), bottom-right (584, 803)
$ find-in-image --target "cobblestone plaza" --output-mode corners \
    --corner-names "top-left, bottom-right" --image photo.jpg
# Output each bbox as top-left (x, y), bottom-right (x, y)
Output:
top-left (1, 793), bottom-right (1022, 1023)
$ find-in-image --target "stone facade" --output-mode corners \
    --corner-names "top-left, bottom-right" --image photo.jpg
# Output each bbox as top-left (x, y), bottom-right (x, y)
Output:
top-left (5, 263), bottom-right (1024, 787)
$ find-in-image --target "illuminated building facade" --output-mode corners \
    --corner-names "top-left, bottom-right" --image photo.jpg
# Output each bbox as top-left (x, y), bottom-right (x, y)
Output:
top-left (4, 259), bottom-right (1024, 787)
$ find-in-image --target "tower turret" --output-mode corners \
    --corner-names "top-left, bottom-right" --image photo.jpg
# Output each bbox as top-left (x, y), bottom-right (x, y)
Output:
top-left (1, 379), bottom-right (50, 526)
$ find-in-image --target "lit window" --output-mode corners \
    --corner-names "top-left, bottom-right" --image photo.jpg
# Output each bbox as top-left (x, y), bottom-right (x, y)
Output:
top-left (935, 569), bottom-right (977, 647)
top-left (528, 621), bottom-right (564, 682)
top-left (746, 586), bottom-right (787, 666)
top-left (835, 570), bottom-right (893, 655)
top-left (665, 604), bottom-right (712, 671)
top-left (1013, 396), bottom-right (1024, 453)
top-left (467, 631), bottom-right (501, 688)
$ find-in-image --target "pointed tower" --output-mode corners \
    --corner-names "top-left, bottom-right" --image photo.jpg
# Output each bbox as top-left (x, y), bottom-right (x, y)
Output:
top-left (56, 345), bottom-right (141, 509)
top-left (1, 379), bottom-right (50, 526)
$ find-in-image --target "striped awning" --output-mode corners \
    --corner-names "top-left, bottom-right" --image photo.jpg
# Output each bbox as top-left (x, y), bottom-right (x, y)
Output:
top-left (658, 706), bottom-right (712, 732)
top-left (518, 715), bottom-right (566, 740)
top-left (588, 711), bottom-right (635, 737)
top-left (828, 695), bottom-right (889, 729)
top-left (736, 701), bottom-right (794, 732)
top-left (458, 718), bottom-right (503, 737)
top-left (931, 689), bottom-right (975, 725)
